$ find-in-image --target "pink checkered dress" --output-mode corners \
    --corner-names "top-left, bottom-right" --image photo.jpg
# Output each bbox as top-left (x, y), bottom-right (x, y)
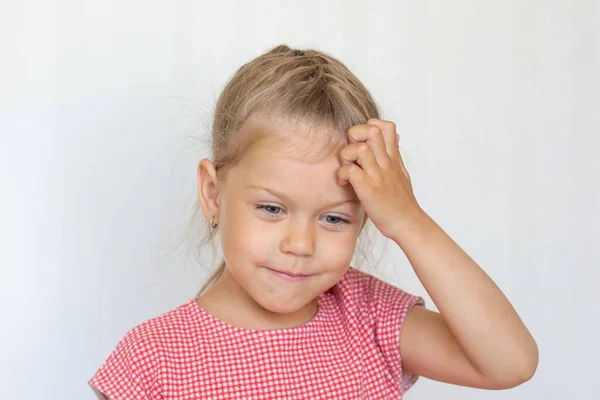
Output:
top-left (89, 267), bottom-right (425, 399)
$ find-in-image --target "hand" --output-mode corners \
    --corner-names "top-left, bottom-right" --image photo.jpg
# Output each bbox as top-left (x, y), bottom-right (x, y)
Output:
top-left (337, 118), bottom-right (423, 239)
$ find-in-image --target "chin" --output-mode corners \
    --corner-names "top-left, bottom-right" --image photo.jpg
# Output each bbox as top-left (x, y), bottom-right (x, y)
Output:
top-left (254, 294), bottom-right (305, 315)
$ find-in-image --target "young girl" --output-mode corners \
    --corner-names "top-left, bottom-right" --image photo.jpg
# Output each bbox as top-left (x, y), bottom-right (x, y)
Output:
top-left (89, 45), bottom-right (538, 399)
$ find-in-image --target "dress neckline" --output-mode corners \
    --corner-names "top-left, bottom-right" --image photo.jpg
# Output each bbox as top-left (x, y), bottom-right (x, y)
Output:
top-left (189, 290), bottom-right (331, 335)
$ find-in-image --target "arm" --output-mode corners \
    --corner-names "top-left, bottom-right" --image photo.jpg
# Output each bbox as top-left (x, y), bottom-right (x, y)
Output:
top-left (395, 209), bottom-right (539, 389)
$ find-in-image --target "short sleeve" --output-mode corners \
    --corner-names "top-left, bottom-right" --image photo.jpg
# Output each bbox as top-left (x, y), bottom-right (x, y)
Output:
top-left (371, 277), bottom-right (426, 396)
top-left (88, 325), bottom-right (161, 400)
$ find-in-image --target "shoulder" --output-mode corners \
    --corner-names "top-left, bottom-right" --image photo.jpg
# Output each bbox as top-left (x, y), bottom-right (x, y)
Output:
top-left (329, 266), bottom-right (426, 336)
top-left (117, 300), bottom-right (196, 352)
top-left (336, 266), bottom-right (425, 312)
top-left (88, 300), bottom-right (198, 399)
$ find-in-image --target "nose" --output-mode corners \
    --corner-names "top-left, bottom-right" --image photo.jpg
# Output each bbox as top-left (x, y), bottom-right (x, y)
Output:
top-left (280, 220), bottom-right (316, 257)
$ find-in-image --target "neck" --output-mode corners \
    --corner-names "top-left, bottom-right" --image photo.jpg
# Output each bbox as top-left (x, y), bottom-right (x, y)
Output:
top-left (197, 267), bottom-right (319, 330)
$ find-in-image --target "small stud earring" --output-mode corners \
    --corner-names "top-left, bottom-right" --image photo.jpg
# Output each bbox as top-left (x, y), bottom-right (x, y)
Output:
top-left (209, 215), bottom-right (218, 229)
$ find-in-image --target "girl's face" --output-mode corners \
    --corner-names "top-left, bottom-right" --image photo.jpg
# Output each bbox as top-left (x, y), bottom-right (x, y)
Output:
top-left (199, 118), bottom-right (366, 328)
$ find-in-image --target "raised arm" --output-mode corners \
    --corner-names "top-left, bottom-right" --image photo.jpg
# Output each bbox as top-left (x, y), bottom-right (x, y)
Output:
top-left (395, 211), bottom-right (538, 389)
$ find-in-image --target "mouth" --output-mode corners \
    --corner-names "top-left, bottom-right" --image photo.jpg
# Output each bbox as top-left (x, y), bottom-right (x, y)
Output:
top-left (264, 267), bottom-right (312, 282)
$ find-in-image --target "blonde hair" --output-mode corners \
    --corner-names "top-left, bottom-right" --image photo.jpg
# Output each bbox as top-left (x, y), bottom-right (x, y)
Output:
top-left (191, 44), bottom-right (382, 297)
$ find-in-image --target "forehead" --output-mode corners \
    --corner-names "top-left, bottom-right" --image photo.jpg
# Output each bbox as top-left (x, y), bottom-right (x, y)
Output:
top-left (244, 151), bottom-right (340, 183)
top-left (231, 116), bottom-right (357, 203)
top-left (239, 111), bottom-right (348, 164)
top-left (239, 150), bottom-right (357, 200)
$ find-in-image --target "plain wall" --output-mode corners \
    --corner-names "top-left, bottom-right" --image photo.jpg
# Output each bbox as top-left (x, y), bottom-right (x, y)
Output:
top-left (1, 0), bottom-right (598, 398)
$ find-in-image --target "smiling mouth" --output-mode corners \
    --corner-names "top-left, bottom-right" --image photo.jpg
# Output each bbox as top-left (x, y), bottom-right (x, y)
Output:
top-left (264, 267), bottom-right (312, 281)
top-left (271, 269), bottom-right (308, 277)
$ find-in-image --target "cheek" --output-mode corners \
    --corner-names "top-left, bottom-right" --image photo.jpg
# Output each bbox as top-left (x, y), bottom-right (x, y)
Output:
top-left (322, 237), bottom-right (357, 266)
top-left (220, 208), bottom-right (270, 264)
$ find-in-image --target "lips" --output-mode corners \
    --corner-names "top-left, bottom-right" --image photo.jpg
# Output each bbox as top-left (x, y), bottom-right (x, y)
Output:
top-left (274, 270), bottom-right (307, 277)
top-left (264, 267), bottom-right (312, 282)
top-left (264, 267), bottom-right (308, 277)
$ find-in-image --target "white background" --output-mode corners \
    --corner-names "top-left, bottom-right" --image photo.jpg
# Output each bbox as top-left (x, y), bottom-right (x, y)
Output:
top-left (1, 1), bottom-right (598, 398)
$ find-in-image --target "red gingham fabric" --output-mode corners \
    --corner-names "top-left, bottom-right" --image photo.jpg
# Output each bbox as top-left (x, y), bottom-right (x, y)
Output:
top-left (89, 267), bottom-right (425, 399)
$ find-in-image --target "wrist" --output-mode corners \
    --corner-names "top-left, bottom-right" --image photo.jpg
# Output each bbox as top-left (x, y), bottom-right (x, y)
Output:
top-left (389, 206), bottom-right (431, 245)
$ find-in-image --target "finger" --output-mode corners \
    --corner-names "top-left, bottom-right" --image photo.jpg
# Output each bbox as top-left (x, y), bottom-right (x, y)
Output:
top-left (366, 118), bottom-right (401, 159)
top-left (339, 142), bottom-right (381, 179)
top-left (337, 163), bottom-right (368, 187)
top-left (366, 119), bottom-right (411, 179)
top-left (347, 123), bottom-right (390, 168)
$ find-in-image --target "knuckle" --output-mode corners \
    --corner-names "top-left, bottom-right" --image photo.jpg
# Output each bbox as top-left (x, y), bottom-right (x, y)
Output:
top-left (358, 143), bottom-right (369, 153)
top-left (347, 125), bottom-right (359, 136)
top-left (367, 125), bottom-right (381, 136)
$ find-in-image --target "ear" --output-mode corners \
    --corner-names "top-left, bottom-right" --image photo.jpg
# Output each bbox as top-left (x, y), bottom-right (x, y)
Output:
top-left (197, 159), bottom-right (221, 222)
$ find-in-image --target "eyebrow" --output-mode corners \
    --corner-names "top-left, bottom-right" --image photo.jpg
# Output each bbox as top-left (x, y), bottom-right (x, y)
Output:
top-left (246, 184), bottom-right (360, 208)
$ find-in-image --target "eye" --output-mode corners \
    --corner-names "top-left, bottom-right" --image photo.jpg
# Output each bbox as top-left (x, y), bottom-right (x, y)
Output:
top-left (256, 204), bottom-right (284, 218)
top-left (255, 204), bottom-right (350, 229)
top-left (323, 215), bottom-right (349, 228)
